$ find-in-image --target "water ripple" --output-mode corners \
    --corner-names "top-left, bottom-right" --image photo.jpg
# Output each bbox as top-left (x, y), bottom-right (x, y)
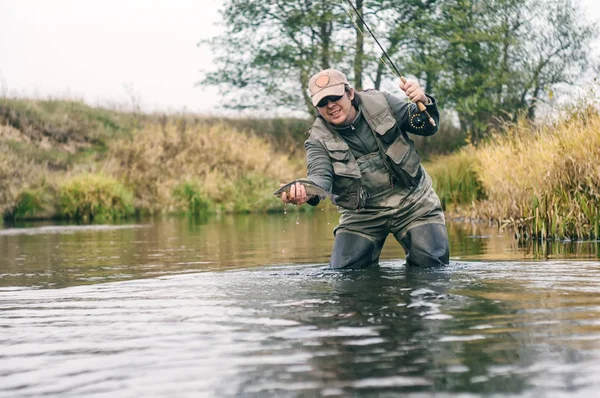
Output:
top-left (2, 261), bottom-right (600, 396)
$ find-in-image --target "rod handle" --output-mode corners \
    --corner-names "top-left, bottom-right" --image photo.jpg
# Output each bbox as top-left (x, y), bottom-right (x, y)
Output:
top-left (400, 76), bottom-right (437, 127)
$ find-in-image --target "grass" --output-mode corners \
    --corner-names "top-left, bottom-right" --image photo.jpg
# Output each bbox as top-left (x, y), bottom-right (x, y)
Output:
top-left (426, 146), bottom-right (485, 213)
top-left (58, 173), bottom-right (135, 221)
top-left (2, 95), bottom-right (599, 242)
top-left (472, 101), bottom-right (600, 240)
top-left (0, 98), bottom-right (309, 220)
top-left (106, 120), bottom-right (302, 214)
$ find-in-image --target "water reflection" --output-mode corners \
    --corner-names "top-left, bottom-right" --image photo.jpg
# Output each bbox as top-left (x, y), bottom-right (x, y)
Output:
top-left (1, 212), bottom-right (598, 289)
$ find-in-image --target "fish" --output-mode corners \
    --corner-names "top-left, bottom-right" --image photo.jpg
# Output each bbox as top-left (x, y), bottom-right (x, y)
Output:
top-left (274, 179), bottom-right (339, 204)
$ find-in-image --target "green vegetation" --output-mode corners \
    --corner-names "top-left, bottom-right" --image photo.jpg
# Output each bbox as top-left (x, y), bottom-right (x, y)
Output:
top-left (474, 102), bottom-right (600, 241)
top-left (172, 180), bottom-right (213, 216)
top-left (2, 95), bottom-right (599, 242)
top-left (429, 99), bottom-right (600, 241)
top-left (0, 98), bottom-right (307, 221)
top-left (426, 147), bottom-right (485, 212)
top-left (58, 174), bottom-right (134, 221)
top-left (202, 0), bottom-right (597, 142)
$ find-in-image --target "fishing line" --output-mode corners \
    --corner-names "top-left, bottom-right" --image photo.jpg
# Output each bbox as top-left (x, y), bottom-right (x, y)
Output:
top-left (341, 2), bottom-right (398, 79)
top-left (342, 0), bottom-right (437, 126)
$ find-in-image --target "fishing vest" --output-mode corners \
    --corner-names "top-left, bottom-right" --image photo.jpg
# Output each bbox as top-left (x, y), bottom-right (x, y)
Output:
top-left (308, 90), bottom-right (422, 210)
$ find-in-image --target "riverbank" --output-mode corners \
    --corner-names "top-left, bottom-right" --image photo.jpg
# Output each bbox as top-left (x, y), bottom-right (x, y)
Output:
top-left (427, 99), bottom-right (600, 241)
top-left (1, 97), bottom-right (598, 240)
top-left (0, 98), bottom-right (310, 220)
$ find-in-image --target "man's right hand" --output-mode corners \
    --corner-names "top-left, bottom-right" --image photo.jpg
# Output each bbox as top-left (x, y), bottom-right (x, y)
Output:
top-left (280, 182), bottom-right (309, 205)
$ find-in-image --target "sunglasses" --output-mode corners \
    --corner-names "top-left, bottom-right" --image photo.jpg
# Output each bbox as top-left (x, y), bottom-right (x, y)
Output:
top-left (316, 94), bottom-right (344, 108)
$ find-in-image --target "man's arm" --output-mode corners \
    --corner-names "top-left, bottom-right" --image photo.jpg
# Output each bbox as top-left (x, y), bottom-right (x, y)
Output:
top-left (304, 139), bottom-right (334, 206)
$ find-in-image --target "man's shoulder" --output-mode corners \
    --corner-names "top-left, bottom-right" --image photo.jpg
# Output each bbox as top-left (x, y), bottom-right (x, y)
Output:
top-left (307, 118), bottom-right (333, 140)
top-left (356, 88), bottom-right (383, 97)
top-left (356, 89), bottom-right (396, 107)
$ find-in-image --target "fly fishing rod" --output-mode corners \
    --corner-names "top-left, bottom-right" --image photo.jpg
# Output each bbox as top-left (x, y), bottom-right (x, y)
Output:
top-left (344, 0), bottom-right (436, 127)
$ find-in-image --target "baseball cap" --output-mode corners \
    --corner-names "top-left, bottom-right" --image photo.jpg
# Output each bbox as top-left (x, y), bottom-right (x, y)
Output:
top-left (308, 69), bottom-right (349, 107)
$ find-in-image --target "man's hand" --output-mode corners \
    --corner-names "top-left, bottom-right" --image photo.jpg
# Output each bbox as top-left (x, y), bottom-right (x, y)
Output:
top-left (399, 80), bottom-right (428, 104)
top-left (280, 182), bottom-right (309, 205)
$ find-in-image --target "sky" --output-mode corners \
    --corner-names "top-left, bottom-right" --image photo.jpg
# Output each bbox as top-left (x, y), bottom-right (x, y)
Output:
top-left (0, 0), bottom-right (599, 115)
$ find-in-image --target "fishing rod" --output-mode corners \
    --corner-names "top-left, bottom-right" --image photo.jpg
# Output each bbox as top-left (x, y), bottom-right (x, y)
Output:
top-left (344, 0), bottom-right (436, 127)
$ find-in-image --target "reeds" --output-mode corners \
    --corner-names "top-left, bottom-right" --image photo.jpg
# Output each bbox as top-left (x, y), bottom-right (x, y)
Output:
top-left (426, 146), bottom-right (485, 214)
top-left (1, 99), bottom-right (307, 220)
top-left (474, 102), bottom-right (600, 240)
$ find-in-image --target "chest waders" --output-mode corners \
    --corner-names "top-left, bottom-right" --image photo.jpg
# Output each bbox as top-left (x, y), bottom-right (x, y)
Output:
top-left (309, 91), bottom-right (449, 268)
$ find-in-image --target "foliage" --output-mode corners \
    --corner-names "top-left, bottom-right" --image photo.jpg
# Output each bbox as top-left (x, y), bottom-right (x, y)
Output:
top-left (172, 181), bottom-right (214, 216)
top-left (474, 100), bottom-right (600, 240)
top-left (58, 174), bottom-right (135, 221)
top-left (0, 97), bottom-right (137, 150)
top-left (10, 189), bottom-right (48, 221)
top-left (0, 140), bottom-right (48, 219)
top-left (106, 120), bottom-right (301, 214)
top-left (201, 0), bottom-right (598, 142)
top-left (199, 1), bottom-right (348, 115)
top-left (426, 147), bottom-right (485, 212)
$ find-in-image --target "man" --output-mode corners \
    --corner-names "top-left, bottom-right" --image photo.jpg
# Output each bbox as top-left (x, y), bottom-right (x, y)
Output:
top-left (281, 68), bottom-right (449, 269)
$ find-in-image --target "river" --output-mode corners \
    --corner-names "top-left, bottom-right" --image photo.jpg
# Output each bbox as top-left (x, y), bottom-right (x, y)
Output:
top-left (1, 211), bottom-right (599, 397)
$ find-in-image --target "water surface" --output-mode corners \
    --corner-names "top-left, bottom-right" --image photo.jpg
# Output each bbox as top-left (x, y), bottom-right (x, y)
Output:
top-left (1, 212), bottom-right (599, 396)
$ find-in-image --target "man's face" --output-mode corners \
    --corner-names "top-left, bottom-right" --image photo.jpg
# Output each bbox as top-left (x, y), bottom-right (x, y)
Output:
top-left (317, 88), bottom-right (356, 126)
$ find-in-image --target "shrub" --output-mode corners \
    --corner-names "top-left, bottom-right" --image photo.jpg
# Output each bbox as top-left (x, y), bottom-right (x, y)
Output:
top-left (58, 173), bottom-right (134, 221)
top-left (107, 121), bottom-right (301, 214)
top-left (172, 181), bottom-right (214, 216)
top-left (426, 147), bottom-right (485, 212)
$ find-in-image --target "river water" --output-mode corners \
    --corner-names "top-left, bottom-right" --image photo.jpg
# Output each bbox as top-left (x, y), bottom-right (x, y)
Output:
top-left (1, 211), bottom-right (600, 397)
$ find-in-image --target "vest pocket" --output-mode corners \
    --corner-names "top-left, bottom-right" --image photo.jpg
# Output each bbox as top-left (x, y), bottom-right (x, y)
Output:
top-left (325, 141), bottom-right (351, 161)
top-left (332, 161), bottom-right (361, 178)
top-left (385, 137), bottom-right (421, 185)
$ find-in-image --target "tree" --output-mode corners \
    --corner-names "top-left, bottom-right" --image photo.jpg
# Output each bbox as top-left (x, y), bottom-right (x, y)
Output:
top-left (200, 0), bottom-right (598, 141)
top-left (198, 0), bottom-right (350, 116)
top-left (409, 0), bottom-right (598, 141)
top-left (198, 0), bottom-right (438, 115)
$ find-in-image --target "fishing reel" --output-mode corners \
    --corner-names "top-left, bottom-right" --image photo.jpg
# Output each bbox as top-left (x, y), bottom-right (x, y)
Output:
top-left (409, 113), bottom-right (427, 130)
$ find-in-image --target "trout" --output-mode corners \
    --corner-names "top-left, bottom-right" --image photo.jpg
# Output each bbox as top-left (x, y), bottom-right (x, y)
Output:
top-left (274, 179), bottom-right (338, 204)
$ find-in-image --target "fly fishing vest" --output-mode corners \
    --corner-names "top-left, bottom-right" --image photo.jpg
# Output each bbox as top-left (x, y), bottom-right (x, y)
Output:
top-left (308, 90), bottom-right (422, 210)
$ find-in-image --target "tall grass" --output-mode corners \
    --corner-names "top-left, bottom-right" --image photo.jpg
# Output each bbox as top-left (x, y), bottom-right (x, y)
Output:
top-left (1, 99), bottom-right (310, 220)
top-left (106, 120), bottom-right (302, 214)
top-left (58, 173), bottom-right (134, 221)
top-left (0, 140), bottom-right (48, 219)
top-left (474, 103), bottom-right (600, 240)
top-left (426, 146), bottom-right (485, 214)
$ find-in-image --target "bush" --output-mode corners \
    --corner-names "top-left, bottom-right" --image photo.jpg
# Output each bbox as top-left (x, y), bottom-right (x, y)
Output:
top-left (426, 147), bottom-right (485, 212)
top-left (9, 189), bottom-right (47, 220)
top-left (58, 173), bottom-right (134, 221)
top-left (172, 181), bottom-right (214, 216)
top-left (107, 121), bottom-right (301, 214)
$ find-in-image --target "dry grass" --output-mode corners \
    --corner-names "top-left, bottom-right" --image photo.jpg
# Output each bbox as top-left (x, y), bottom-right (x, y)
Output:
top-left (426, 146), bottom-right (484, 215)
top-left (0, 142), bottom-right (49, 217)
top-left (474, 103), bottom-right (600, 239)
top-left (106, 120), bottom-right (303, 214)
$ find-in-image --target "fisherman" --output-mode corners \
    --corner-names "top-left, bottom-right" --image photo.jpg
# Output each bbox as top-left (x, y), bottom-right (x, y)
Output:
top-left (280, 68), bottom-right (449, 268)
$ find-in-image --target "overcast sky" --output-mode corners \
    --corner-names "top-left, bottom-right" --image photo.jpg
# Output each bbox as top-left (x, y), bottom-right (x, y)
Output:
top-left (0, 0), bottom-right (599, 115)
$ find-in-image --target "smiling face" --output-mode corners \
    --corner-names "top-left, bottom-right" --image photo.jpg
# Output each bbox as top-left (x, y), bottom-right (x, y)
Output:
top-left (316, 88), bottom-right (357, 126)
